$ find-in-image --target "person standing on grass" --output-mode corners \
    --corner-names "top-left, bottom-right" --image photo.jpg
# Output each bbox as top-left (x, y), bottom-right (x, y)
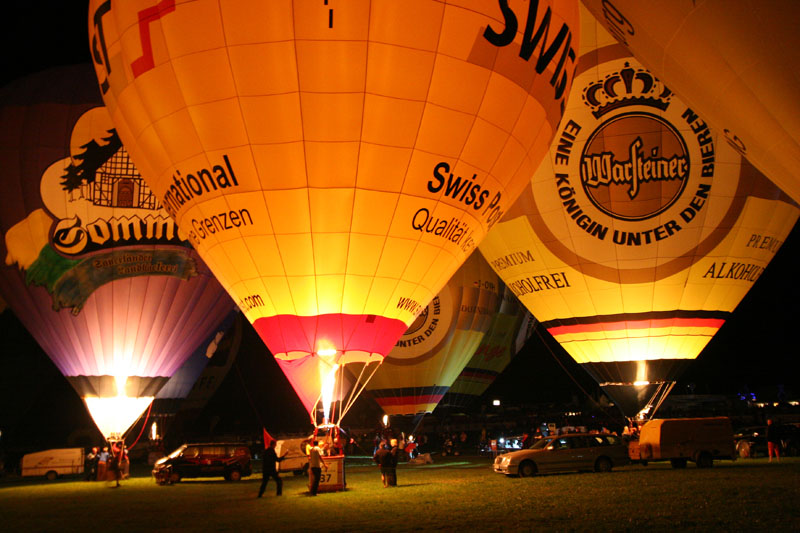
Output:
top-left (120, 444), bottom-right (130, 480)
top-left (97, 446), bottom-right (109, 481)
top-left (258, 440), bottom-right (286, 498)
top-left (108, 441), bottom-right (122, 487)
top-left (374, 440), bottom-right (392, 488)
top-left (387, 438), bottom-right (399, 487)
top-left (85, 447), bottom-right (98, 481)
top-left (308, 440), bottom-right (327, 496)
top-left (766, 419), bottom-right (781, 462)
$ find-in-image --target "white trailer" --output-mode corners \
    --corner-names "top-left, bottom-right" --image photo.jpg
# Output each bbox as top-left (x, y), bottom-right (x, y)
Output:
top-left (275, 437), bottom-right (310, 475)
top-left (635, 417), bottom-right (735, 468)
top-left (21, 448), bottom-right (85, 480)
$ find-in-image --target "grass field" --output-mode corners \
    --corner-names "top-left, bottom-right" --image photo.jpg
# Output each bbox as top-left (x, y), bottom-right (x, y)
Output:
top-left (1, 455), bottom-right (798, 532)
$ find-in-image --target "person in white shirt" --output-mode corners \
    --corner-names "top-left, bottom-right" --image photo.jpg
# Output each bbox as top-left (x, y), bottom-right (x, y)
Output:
top-left (308, 441), bottom-right (328, 495)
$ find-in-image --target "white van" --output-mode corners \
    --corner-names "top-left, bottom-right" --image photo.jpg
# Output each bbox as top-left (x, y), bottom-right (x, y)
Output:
top-left (21, 448), bottom-right (85, 480)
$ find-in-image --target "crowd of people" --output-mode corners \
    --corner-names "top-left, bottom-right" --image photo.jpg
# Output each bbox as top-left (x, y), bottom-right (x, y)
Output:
top-left (345, 419), bottom-right (621, 460)
top-left (84, 441), bottom-right (129, 487)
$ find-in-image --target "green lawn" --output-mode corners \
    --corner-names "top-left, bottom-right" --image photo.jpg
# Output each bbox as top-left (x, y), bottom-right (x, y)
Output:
top-left (1, 456), bottom-right (798, 532)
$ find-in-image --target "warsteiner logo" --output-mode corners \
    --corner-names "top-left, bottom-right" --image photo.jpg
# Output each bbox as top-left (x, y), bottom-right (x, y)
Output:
top-left (544, 58), bottom-right (716, 247)
top-left (524, 54), bottom-right (747, 283)
top-left (580, 113), bottom-right (689, 221)
top-left (578, 63), bottom-right (690, 221)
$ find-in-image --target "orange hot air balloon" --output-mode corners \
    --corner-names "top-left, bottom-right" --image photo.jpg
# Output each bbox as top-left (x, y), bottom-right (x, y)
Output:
top-left (0, 66), bottom-right (234, 440)
top-left (88, 0), bottom-right (580, 425)
top-left (478, 9), bottom-right (800, 421)
top-left (365, 251), bottom-right (501, 415)
top-left (439, 284), bottom-right (535, 410)
top-left (582, 0), bottom-right (800, 204)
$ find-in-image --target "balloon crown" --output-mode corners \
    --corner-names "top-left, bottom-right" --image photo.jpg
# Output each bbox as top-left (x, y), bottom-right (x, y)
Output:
top-left (582, 62), bottom-right (672, 119)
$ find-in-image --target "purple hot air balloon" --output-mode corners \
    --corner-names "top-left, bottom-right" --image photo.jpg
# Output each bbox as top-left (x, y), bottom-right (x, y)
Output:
top-left (0, 65), bottom-right (233, 439)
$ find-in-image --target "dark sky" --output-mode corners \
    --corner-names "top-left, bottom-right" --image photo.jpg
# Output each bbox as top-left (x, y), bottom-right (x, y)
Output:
top-left (1, 2), bottom-right (798, 447)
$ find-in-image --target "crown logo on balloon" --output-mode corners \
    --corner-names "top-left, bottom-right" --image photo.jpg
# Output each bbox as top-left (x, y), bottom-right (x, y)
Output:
top-left (582, 63), bottom-right (673, 118)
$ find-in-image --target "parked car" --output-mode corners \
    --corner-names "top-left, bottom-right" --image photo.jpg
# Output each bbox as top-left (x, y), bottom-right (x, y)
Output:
top-left (152, 443), bottom-right (252, 483)
top-left (493, 433), bottom-right (630, 477)
top-left (733, 426), bottom-right (767, 458)
top-left (734, 423), bottom-right (800, 458)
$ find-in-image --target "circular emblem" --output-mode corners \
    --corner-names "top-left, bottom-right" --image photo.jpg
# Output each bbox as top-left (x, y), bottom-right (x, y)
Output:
top-left (581, 112), bottom-right (689, 221)
top-left (384, 287), bottom-right (456, 366)
top-left (404, 306), bottom-right (429, 336)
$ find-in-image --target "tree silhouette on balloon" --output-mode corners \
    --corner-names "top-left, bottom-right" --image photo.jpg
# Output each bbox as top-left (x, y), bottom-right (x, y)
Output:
top-left (60, 129), bottom-right (121, 192)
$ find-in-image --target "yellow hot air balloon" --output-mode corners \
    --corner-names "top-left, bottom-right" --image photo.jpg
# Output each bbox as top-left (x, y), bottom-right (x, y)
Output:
top-left (88, 0), bottom-right (580, 426)
top-left (366, 251), bottom-right (501, 415)
top-left (478, 8), bottom-right (799, 421)
top-left (582, 0), bottom-right (800, 203)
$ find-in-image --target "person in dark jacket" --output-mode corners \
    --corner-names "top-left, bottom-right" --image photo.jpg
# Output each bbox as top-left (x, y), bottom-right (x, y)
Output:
top-left (258, 440), bottom-right (286, 497)
top-left (373, 440), bottom-right (392, 487)
top-left (387, 438), bottom-right (399, 487)
top-left (85, 447), bottom-right (98, 481)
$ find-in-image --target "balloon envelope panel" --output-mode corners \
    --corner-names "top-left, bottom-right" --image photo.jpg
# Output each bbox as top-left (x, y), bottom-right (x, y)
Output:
top-left (0, 66), bottom-right (233, 438)
top-left (478, 11), bottom-right (799, 418)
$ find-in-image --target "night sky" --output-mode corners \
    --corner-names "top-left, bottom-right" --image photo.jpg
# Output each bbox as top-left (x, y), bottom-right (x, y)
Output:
top-left (1, 3), bottom-right (798, 449)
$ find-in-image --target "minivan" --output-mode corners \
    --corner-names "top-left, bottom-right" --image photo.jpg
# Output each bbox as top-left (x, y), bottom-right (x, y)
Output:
top-left (152, 443), bottom-right (252, 483)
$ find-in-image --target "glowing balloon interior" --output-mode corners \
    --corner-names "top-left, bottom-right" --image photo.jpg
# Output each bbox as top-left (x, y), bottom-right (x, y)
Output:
top-left (0, 66), bottom-right (233, 440)
top-left (84, 377), bottom-right (156, 439)
top-left (478, 9), bottom-right (800, 420)
top-left (88, 0), bottom-right (580, 424)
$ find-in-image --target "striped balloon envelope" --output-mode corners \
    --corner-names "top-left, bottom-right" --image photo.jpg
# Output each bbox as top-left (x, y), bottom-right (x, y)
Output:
top-left (0, 66), bottom-right (233, 440)
top-left (88, 0), bottom-right (580, 425)
top-left (366, 251), bottom-right (501, 415)
top-left (478, 7), bottom-right (799, 420)
top-left (439, 284), bottom-right (535, 410)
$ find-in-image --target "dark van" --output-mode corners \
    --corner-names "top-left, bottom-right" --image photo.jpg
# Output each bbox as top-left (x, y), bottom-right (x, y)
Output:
top-left (152, 443), bottom-right (252, 484)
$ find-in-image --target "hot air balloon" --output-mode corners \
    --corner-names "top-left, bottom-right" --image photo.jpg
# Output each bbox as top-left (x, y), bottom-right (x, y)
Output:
top-left (88, 0), bottom-right (580, 427)
top-left (0, 65), bottom-right (234, 441)
top-left (582, 0), bottom-right (800, 204)
top-left (439, 284), bottom-right (535, 410)
top-left (365, 251), bottom-right (501, 416)
top-left (477, 8), bottom-right (800, 421)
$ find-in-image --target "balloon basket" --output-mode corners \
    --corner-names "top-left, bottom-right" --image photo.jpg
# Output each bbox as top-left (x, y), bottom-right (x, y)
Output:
top-left (317, 454), bottom-right (345, 493)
